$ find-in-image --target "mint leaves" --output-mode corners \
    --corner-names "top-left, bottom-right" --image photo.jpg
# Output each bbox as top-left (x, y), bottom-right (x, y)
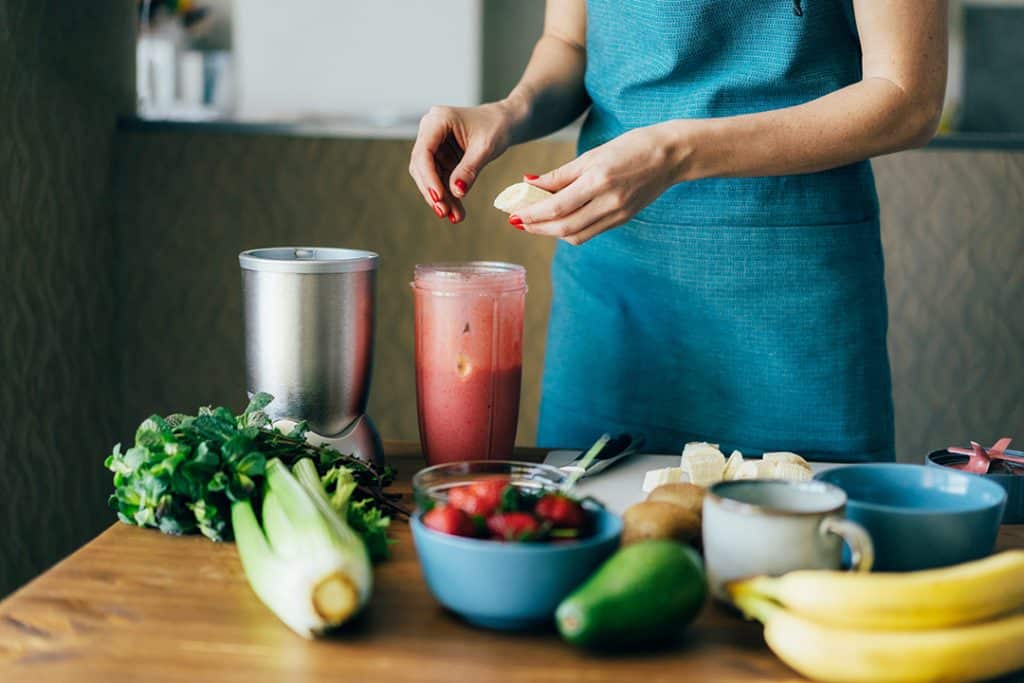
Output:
top-left (105, 393), bottom-right (404, 547)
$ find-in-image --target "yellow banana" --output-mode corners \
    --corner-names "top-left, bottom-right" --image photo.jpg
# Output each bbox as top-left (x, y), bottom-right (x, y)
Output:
top-left (735, 592), bottom-right (1024, 683)
top-left (729, 550), bottom-right (1024, 630)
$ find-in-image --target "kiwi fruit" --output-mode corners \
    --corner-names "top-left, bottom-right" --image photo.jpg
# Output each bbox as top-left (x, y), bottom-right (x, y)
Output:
top-left (646, 483), bottom-right (706, 518)
top-left (621, 501), bottom-right (701, 545)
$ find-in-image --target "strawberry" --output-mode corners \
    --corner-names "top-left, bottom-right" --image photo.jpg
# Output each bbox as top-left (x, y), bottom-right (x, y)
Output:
top-left (447, 477), bottom-right (510, 517)
top-left (534, 494), bottom-right (587, 529)
top-left (446, 486), bottom-right (480, 515)
top-left (486, 512), bottom-right (541, 541)
top-left (468, 478), bottom-right (510, 515)
top-left (422, 505), bottom-right (477, 538)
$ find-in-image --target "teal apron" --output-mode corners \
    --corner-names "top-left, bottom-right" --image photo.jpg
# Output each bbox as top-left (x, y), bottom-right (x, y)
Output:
top-left (537, 0), bottom-right (894, 462)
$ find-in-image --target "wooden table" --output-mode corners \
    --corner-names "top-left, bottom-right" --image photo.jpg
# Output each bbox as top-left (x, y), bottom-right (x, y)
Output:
top-left (2, 442), bottom-right (1022, 683)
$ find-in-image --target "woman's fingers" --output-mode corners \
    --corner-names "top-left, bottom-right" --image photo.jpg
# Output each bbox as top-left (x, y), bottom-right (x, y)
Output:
top-left (410, 111), bottom-right (454, 215)
top-left (449, 138), bottom-right (495, 199)
top-left (523, 154), bottom-right (589, 193)
top-left (447, 197), bottom-right (466, 223)
top-left (558, 209), bottom-right (629, 246)
top-left (521, 193), bottom-right (614, 239)
top-left (513, 172), bottom-right (595, 224)
top-left (436, 140), bottom-right (466, 223)
top-left (528, 201), bottom-right (622, 246)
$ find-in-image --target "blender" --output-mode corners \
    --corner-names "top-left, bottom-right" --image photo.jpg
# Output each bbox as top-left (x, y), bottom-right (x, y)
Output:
top-left (239, 247), bottom-right (383, 467)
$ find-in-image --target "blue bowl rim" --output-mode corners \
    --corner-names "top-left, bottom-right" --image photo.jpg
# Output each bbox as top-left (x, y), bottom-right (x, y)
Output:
top-left (410, 504), bottom-right (622, 555)
top-left (815, 463), bottom-right (1007, 515)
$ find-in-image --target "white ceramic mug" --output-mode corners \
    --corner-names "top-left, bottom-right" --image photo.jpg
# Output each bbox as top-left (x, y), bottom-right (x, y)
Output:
top-left (703, 479), bottom-right (874, 600)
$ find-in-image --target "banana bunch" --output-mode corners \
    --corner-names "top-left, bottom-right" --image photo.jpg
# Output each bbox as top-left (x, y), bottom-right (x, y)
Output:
top-left (729, 551), bottom-right (1024, 683)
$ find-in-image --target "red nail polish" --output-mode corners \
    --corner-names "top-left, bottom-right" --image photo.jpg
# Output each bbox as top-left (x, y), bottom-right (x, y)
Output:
top-left (509, 214), bottom-right (522, 225)
top-left (433, 204), bottom-right (445, 218)
top-left (429, 188), bottom-right (440, 203)
top-left (513, 224), bottom-right (525, 231)
top-left (448, 211), bottom-right (457, 224)
top-left (523, 174), bottom-right (539, 181)
top-left (454, 179), bottom-right (467, 193)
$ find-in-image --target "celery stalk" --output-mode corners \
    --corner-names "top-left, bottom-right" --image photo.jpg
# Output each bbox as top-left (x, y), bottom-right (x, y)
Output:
top-left (230, 457), bottom-right (372, 638)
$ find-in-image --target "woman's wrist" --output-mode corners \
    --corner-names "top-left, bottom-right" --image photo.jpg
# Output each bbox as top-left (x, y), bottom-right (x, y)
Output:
top-left (494, 89), bottom-right (535, 145)
top-left (655, 119), bottom-right (711, 184)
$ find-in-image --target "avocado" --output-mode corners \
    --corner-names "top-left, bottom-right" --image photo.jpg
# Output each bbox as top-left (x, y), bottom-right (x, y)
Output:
top-left (555, 540), bottom-right (706, 650)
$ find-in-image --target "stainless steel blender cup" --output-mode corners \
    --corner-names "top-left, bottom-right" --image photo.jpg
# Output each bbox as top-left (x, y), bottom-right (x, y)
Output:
top-left (239, 247), bottom-right (382, 466)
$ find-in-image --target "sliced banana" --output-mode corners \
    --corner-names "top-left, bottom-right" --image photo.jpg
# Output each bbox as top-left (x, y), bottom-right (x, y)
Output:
top-left (681, 443), bottom-right (724, 469)
top-left (773, 462), bottom-right (812, 481)
top-left (734, 460), bottom-right (776, 480)
top-left (763, 451), bottom-right (810, 469)
top-left (641, 466), bottom-right (685, 493)
top-left (685, 452), bottom-right (726, 487)
top-left (682, 441), bottom-right (720, 456)
top-left (493, 182), bottom-right (552, 213)
top-left (723, 450), bottom-right (745, 481)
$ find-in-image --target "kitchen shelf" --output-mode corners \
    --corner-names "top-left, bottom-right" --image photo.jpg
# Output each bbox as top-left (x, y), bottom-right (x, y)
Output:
top-left (120, 116), bottom-right (1024, 150)
top-left (117, 115), bottom-right (582, 142)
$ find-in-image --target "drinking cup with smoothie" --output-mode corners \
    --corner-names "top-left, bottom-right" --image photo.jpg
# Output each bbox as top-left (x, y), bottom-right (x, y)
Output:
top-left (412, 262), bottom-right (527, 465)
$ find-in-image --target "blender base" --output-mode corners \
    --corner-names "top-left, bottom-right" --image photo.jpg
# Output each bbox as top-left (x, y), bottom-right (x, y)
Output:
top-left (273, 415), bottom-right (384, 469)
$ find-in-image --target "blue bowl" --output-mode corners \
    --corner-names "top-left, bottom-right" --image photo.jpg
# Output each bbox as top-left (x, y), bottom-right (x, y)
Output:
top-left (926, 450), bottom-right (1024, 524)
top-left (411, 505), bottom-right (621, 630)
top-left (816, 464), bottom-right (1007, 572)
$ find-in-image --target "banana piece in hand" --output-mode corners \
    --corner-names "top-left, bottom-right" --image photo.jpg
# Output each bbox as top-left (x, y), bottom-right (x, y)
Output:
top-left (493, 182), bottom-right (552, 213)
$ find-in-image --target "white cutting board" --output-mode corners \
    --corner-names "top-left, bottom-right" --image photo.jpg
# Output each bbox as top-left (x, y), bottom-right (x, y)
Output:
top-left (543, 451), bottom-right (839, 514)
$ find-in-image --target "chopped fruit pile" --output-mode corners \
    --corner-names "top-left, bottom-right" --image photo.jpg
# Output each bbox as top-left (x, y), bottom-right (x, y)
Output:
top-left (422, 477), bottom-right (592, 543)
top-left (642, 442), bottom-right (813, 492)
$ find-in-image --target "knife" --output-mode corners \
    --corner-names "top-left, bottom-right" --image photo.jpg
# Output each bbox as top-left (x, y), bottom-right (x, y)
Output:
top-left (559, 433), bottom-right (645, 489)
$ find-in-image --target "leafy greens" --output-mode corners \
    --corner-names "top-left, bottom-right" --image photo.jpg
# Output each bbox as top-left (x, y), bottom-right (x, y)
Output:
top-left (105, 393), bottom-right (406, 560)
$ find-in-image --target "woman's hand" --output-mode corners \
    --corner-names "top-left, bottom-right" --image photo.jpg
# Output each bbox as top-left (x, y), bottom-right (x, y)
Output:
top-left (511, 122), bottom-right (691, 245)
top-left (409, 102), bottom-right (516, 224)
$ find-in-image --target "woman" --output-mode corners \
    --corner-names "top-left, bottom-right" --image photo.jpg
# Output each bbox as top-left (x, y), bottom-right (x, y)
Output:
top-left (409, 0), bottom-right (947, 461)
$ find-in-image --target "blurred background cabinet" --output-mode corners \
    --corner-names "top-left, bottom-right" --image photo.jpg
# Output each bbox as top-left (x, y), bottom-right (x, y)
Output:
top-left (232, 0), bottom-right (482, 123)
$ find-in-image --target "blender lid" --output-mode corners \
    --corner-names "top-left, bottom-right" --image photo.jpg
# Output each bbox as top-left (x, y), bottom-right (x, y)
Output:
top-left (239, 247), bottom-right (378, 274)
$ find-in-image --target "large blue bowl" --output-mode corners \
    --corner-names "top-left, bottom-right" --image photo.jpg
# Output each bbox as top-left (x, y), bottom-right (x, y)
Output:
top-left (816, 464), bottom-right (1006, 572)
top-left (411, 505), bottom-right (621, 630)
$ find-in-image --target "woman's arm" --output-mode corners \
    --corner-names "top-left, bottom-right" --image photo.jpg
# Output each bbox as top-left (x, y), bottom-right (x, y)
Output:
top-left (501, 0), bottom-right (591, 144)
top-left (513, 0), bottom-right (947, 243)
top-left (407, 0), bottom-right (588, 223)
top-left (676, 0), bottom-right (947, 180)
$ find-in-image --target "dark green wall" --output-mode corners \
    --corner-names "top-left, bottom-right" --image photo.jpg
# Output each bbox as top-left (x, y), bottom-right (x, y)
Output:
top-left (0, 1), bottom-right (135, 596)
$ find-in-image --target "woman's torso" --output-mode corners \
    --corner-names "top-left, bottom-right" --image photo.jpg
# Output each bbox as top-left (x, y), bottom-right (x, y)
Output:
top-left (580, 0), bottom-right (879, 226)
top-left (538, 0), bottom-right (894, 461)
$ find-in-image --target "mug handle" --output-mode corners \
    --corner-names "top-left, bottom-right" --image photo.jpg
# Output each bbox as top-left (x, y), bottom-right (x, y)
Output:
top-left (820, 516), bottom-right (874, 572)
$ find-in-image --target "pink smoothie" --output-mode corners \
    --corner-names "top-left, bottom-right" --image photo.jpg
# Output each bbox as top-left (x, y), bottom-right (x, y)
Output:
top-left (413, 263), bottom-right (526, 465)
